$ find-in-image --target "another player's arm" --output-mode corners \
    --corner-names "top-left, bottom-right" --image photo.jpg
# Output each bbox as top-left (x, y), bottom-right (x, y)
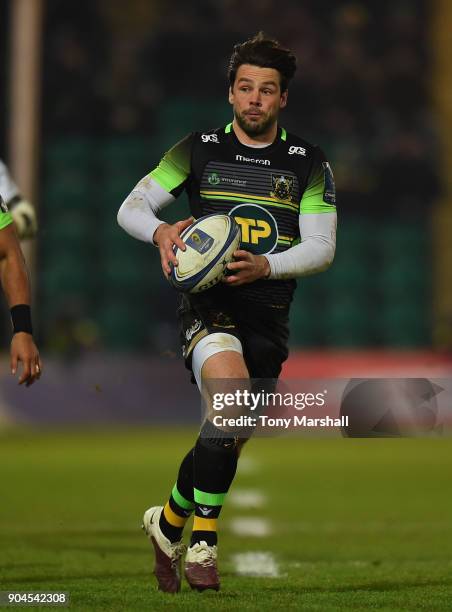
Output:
top-left (224, 149), bottom-right (337, 285)
top-left (0, 206), bottom-right (41, 385)
top-left (0, 160), bottom-right (37, 240)
top-left (117, 135), bottom-right (194, 276)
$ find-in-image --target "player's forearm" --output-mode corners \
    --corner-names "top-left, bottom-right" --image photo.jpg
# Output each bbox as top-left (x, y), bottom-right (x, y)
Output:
top-left (266, 236), bottom-right (335, 279)
top-left (1, 245), bottom-right (31, 306)
top-left (266, 212), bottom-right (337, 280)
top-left (117, 176), bottom-right (175, 244)
top-left (117, 191), bottom-right (165, 243)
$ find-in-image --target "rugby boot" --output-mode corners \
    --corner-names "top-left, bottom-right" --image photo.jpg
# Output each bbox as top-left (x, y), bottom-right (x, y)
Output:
top-left (142, 506), bottom-right (186, 593)
top-left (184, 541), bottom-right (220, 591)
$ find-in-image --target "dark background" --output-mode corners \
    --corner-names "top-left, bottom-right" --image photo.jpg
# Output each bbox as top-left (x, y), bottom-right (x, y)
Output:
top-left (0, 0), bottom-right (443, 358)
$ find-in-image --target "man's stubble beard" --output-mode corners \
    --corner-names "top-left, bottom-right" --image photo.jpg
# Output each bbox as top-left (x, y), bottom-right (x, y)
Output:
top-left (234, 108), bottom-right (277, 137)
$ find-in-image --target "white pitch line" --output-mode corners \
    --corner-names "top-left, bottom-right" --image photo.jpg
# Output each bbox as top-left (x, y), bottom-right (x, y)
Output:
top-left (229, 489), bottom-right (267, 509)
top-left (229, 517), bottom-right (271, 537)
top-left (232, 551), bottom-right (280, 577)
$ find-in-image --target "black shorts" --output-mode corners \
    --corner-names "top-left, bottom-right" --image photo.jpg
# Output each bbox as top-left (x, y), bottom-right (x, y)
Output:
top-left (177, 285), bottom-right (290, 381)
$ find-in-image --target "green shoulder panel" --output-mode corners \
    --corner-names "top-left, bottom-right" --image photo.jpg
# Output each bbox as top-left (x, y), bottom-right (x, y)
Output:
top-left (150, 133), bottom-right (193, 195)
top-left (300, 148), bottom-right (337, 214)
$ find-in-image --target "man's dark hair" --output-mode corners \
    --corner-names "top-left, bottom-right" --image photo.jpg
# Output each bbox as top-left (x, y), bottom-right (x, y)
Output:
top-left (228, 32), bottom-right (297, 93)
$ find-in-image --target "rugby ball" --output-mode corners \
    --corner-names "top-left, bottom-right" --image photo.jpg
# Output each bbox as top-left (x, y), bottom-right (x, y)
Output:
top-left (170, 214), bottom-right (241, 293)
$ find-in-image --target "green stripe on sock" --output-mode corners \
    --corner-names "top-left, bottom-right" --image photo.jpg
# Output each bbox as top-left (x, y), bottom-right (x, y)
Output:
top-left (194, 488), bottom-right (227, 506)
top-left (172, 484), bottom-right (195, 510)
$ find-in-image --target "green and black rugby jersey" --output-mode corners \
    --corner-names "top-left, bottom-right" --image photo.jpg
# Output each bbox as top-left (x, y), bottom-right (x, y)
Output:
top-left (150, 123), bottom-right (336, 308)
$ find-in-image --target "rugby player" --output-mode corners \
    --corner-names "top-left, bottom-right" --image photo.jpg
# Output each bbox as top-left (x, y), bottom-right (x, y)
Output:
top-left (0, 159), bottom-right (38, 240)
top-left (118, 32), bottom-right (337, 592)
top-left (0, 194), bottom-right (41, 385)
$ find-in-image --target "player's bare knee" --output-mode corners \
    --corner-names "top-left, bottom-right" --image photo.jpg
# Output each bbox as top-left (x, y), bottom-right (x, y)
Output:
top-left (201, 348), bottom-right (248, 380)
top-left (192, 332), bottom-right (248, 387)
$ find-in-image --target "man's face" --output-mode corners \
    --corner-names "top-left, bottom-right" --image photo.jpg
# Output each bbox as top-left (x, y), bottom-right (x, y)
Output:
top-left (229, 64), bottom-right (288, 137)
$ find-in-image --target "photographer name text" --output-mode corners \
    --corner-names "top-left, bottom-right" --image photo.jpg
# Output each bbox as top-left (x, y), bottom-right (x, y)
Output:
top-left (212, 414), bottom-right (348, 429)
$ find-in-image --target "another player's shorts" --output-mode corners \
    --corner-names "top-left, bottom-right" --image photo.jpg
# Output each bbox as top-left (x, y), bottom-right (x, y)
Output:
top-left (177, 285), bottom-right (290, 381)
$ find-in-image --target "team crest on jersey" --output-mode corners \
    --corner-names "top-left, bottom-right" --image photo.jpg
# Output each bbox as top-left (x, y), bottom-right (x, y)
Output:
top-left (270, 174), bottom-right (294, 202)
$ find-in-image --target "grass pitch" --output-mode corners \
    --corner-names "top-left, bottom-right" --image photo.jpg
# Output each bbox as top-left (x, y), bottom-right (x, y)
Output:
top-left (1, 428), bottom-right (452, 611)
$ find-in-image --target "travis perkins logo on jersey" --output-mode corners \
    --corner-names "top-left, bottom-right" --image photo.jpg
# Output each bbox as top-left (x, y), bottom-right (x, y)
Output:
top-left (270, 174), bottom-right (294, 202)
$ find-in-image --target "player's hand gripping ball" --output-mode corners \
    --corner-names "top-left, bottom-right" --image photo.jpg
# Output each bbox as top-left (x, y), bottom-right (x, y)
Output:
top-left (169, 214), bottom-right (241, 293)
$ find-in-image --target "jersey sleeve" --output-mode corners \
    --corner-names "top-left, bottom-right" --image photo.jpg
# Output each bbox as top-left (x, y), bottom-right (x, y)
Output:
top-left (299, 147), bottom-right (336, 214)
top-left (0, 159), bottom-right (20, 204)
top-left (149, 133), bottom-right (193, 197)
top-left (0, 196), bottom-right (14, 230)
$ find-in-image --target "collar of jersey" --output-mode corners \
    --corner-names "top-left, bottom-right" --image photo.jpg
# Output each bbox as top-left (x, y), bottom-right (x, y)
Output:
top-left (224, 122), bottom-right (286, 155)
